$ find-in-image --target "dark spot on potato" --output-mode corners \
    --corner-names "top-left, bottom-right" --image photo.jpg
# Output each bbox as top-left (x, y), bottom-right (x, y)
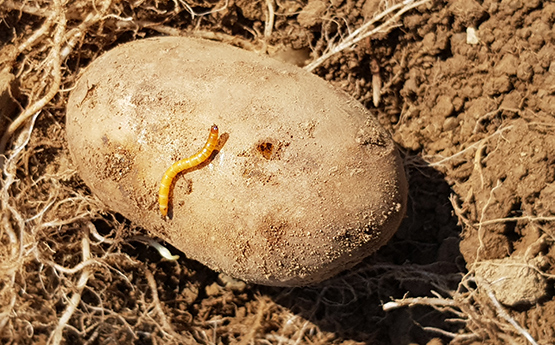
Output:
top-left (102, 146), bottom-right (134, 182)
top-left (257, 142), bottom-right (274, 159)
top-left (255, 139), bottom-right (289, 160)
top-left (79, 82), bottom-right (98, 108)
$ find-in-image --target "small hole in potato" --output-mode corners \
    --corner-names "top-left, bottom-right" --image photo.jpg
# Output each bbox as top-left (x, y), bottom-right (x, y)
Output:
top-left (256, 139), bottom-right (288, 160)
top-left (259, 143), bottom-right (273, 159)
top-left (257, 141), bottom-right (276, 160)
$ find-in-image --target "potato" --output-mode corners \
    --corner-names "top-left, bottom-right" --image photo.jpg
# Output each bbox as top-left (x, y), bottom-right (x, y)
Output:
top-left (66, 37), bottom-right (407, 286)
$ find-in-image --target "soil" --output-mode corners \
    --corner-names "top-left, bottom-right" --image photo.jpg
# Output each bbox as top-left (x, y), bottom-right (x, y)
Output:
top-left (1, 0), bottom-right (554, 344)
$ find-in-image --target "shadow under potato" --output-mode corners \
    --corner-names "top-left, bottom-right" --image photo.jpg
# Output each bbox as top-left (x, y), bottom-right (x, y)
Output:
top-left (260, 160), bottom-right (465, 344)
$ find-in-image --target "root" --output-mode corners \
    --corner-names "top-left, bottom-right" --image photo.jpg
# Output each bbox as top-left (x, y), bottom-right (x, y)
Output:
top-left (382, 271), bottom-right (541, 344)
top-left (0, 0), bottom-right (65, 156)
top-left (237, 296), bottom-right (270, 345)
top-left (145, 268), bottom-right (193, 342)
top-left (477, 215), bottom-right (555, 227)
top-left (480, 279), bottom-right (539, 345)
top-left (264, 0), bottom-right (275, 39)
top-left (176, 0), bottom-right (229, 19)
top-left (48, 223), bottom-right (92, 345)
top-left (304, 0), bottom-right (431, 72)
top-left (382, 296), bottom-right (456, 311)
top-left (416, 125), bottom-right (513, 168)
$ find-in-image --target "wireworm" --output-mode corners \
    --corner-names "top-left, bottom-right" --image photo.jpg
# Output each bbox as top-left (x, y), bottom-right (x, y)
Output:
top-left (159, 124), bottom-right (219, 217)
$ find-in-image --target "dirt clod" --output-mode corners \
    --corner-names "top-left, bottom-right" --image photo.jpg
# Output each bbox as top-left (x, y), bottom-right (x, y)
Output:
top-left (474, 257), bottom-right (548, 306)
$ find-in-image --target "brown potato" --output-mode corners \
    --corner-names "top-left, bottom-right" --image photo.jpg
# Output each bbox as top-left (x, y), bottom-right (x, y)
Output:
top-left (66, 37), bottom-right (407, 286)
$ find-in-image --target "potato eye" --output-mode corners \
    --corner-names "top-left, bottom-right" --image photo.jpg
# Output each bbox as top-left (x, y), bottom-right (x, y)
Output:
top-left (257, 142), bottom-right (275, 160)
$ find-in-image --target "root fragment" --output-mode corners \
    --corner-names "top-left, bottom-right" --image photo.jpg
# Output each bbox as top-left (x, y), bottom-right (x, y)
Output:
top-left (0, 1), bottom-right (66, 156)
top-left (48, 223), bottom-right (92, 345)
top-left (304, 0), bottom-right (431, 72)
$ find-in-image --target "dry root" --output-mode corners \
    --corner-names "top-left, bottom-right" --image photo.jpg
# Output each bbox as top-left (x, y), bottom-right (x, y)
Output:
top-left (304, 0), bottom-right (432, 72)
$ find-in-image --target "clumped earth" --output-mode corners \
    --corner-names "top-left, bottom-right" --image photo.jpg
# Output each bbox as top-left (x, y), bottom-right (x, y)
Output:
top-left (1, 0), bottom-right (554, 344)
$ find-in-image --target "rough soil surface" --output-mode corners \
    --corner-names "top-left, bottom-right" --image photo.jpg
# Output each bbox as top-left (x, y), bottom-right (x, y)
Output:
top-left (0, 0), bottom-right (554, 344)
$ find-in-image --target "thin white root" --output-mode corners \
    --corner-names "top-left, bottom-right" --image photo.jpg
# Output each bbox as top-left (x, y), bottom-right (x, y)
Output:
top-left (422, 327), bottom-right (479, 341)
top-left (61, 0), bottom-right (114, 60)
top-left (264, 0), bottom-right (275, 39)
top-left (145, 269), bottom-right (187, 340)
top-left (0, 0), bottom-right (117, 157)
top-left (0, 8), bottom-right (66, 154)
top-left (475, 180), bottom-right (502, 262)
top-left (0, 111), bottom-right (40, 336)
top-left (130, 236), bottom-right (180, 261)
top-left (382, 296), bottom-right (456, 311)
top-left (0, 4), bottom-right (66, 156)
top-left (305, 0), bottom-right (430, 72)
top-left (477, 215), bottom-right (555, 227)
top-left (421, 125), bottom-right (513, 168)
top-left (177, 0), bottom-right (229, 19)
top-left (48, 223), bottom-right (92, 345)
top-left (1, 110), bottom-right (41, 261)
top-left (16, 10), bottom-right (57, 54)
top-left (481, 280), bottom-right (539, 345)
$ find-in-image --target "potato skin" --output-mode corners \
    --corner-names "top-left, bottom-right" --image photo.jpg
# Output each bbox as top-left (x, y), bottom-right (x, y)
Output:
top-left (66, 37), bottom-right (407, 286)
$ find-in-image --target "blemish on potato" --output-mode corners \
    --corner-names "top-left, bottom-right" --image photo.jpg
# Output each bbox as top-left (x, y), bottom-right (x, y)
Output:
top-left (355, 123), bottom-right (386, 146)
top-left (102, 146), bottom-right (134, 182)
top-left (257, 141), bottom-right (275, 159)
top-left (255, 139), bottom-right (289, 160)
top-left (261, 222), bottom-right (287, 248)
top-left (298, 120), bottom-right (317, 139)
top-left (77, 82), bottom-right (97, 108)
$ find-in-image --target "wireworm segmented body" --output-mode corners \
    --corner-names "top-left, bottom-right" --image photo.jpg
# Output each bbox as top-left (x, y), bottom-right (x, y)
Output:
top-left (159, 124), bottom-right (219, 217)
